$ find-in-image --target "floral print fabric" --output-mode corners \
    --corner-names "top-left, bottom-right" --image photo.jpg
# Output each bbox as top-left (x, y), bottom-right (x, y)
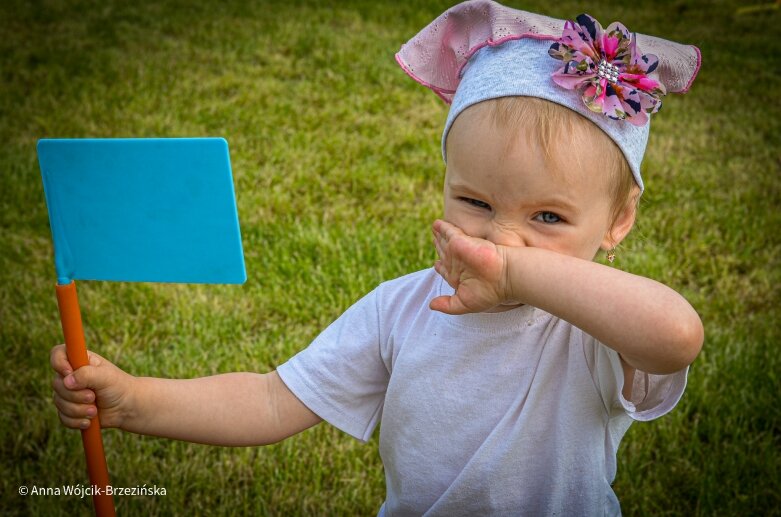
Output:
top-left (548, 14), bottom-right (667, 126)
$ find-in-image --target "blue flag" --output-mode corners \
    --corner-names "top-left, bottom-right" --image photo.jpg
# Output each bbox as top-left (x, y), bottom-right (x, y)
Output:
top-left (38, 138), bottom-right (246, 285)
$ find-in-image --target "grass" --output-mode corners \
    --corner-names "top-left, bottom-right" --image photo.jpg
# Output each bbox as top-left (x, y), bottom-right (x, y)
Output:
top-left (1, 0), bottom-right (779, 515)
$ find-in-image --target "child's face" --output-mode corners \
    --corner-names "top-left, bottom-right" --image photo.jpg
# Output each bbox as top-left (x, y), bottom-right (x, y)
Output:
top-left (443, 105), bottom-right (627, 262)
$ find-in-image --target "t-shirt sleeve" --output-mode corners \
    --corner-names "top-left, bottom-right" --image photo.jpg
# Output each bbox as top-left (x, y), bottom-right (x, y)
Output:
top-left (276, 288), bottom-right (389, 442)
top-left (586, 336), bottom-right (688, 422)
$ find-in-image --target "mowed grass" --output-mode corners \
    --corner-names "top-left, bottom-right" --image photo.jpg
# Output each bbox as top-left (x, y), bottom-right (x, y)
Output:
top-left (1, 0), bottom-right (779, 515)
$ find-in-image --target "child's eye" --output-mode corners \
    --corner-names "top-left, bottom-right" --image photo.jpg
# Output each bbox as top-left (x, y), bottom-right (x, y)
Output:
top-left (534, 212), bottom-right (562, 224)
top-left (460, 197), bottom-right (491, 210)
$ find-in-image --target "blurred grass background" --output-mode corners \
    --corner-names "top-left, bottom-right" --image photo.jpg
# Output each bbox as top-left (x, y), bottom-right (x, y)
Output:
top-left (1, 0), bottom-right (778, 515)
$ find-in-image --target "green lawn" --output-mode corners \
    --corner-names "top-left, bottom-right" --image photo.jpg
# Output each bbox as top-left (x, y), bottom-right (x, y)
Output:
top-left (1, 0), bottom-right (779, 515)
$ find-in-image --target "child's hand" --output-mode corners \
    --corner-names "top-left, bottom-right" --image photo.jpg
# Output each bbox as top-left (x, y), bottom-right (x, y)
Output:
top-left (50, 344), bottom-right (134, 430)
top-left (430, 219), bottom-right (513, 314)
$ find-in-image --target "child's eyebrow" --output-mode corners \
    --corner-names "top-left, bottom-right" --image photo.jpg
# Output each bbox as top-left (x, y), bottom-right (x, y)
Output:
top-left (448, 182), bottom-right (485, 198)
top-left (533, 197), bottom-right (577, 212)
top-left (450, 181), bottom-right (577, 212)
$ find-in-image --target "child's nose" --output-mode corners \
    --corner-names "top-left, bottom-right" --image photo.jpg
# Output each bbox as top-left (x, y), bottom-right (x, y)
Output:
top-left (485, 225), bottom-right (526, 248)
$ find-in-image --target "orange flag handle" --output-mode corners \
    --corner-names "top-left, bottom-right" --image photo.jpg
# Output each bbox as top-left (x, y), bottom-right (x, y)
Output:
top-left (56, 281), bottom-right (116, 517)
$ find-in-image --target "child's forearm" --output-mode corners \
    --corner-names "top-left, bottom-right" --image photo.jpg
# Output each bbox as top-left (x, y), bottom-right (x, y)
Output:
top-left (124, 371), bottom-right (321, 446)
top-left (507, 247), bottom-right (703, 374)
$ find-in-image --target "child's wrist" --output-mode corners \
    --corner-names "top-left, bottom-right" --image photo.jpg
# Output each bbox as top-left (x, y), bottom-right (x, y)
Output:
top-left (116, 374), bottom-right (142, 432)
top-left (501, 246), bottom-right (535, 304)
top-left (503, 246), bottom-right (567, 307)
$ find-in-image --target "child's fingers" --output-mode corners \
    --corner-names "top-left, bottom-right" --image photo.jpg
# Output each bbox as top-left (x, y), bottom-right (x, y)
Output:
top-left (433, 236), bottom-right (445, 260)
top-left (87, 349), bottom-right (107, 367)
top-left (429, 295), bottom-right (468, 315)
top-left (51, 374), bottom-right (95, 404)
top-left (432, 219), bottom-right (458, 242)
top-left (51, 344), bottom-right (107, 375)
top-left (432, 226), bottom-right (443, 252)
top-left (434, 259), bottom-right (460, 290)
top-left (429, 295), bottom-right (449, 313)
top-left (433, 259), bottom-right (445, 279)
top-left (54, 390), bottom-right (97, 420)
top-left (433, 219), bottom-right (464, 242)
top-left (54, 396), bottom-right (95, 430)
top-left (432, 219), bottom-right (450, 240)
top-left (49, 346), bottom-right (117, 431)
top-left (57, 412), bottom-right (93, 430)
top-left (49, 344), bottom-right (73, 377)
top-left (53, 387), bottom-right (97, 430)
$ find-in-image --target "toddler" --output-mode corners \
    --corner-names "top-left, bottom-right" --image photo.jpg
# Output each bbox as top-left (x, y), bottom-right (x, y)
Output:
top-left (51, 1), bottom-right (704, 514)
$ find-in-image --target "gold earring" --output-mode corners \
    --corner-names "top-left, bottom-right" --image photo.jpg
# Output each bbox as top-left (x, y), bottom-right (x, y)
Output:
top-left (606, 248), bottom-right (616, 263)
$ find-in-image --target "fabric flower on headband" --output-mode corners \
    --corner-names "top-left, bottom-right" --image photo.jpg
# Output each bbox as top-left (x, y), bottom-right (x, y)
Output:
top-left (548, 14), bottom-right (667, 126)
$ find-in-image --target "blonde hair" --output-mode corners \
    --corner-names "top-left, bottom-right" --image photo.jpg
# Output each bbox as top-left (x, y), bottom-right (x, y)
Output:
top-left (477, 96), bottom-right (637, 234)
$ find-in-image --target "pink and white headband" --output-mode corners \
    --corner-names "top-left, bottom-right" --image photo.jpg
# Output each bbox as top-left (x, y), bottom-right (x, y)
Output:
top-left (395, 0), bottom-right (702, 191)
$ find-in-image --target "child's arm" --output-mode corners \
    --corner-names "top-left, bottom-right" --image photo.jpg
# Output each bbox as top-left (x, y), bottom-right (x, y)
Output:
top-left (50, 345), bottom-right (322, 446)
top-left (430, 220), bottom-right (703, 375)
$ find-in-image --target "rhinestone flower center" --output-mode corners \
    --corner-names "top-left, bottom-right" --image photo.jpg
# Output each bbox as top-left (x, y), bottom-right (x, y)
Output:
top-left (597, 59), bottom-right (621, 84)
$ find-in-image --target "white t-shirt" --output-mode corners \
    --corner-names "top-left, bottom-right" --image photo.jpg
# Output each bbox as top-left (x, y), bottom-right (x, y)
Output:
top-left (277, 268), bottom-right (687, 516)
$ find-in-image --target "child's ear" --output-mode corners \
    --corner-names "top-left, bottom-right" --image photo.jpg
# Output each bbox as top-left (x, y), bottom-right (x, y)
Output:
top-left (602, 186), bottom-right (641, 250)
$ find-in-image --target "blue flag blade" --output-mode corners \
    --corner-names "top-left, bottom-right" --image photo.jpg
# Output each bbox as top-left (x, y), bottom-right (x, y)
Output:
top-left (38, 138), bottom-right (246, 285)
